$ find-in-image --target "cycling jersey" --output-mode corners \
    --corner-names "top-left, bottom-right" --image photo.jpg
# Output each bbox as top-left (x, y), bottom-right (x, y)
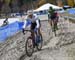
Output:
top-left (22, 14), bottom-right (40, 30)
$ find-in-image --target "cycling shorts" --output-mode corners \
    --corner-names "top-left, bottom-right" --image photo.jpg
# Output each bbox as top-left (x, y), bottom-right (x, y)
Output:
top-left (50, 15), bottom-right (56, 20)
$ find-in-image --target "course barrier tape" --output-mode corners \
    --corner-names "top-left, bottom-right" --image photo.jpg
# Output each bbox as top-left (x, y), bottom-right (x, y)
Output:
top-left (0, 21), bottom-right (24, 43)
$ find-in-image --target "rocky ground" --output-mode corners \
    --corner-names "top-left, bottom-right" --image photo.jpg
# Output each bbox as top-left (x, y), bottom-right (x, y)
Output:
top-left (23, 17), bottom-right (75, 60)
top-left (0, 17), bottom-right (75, 60)
top-left (0, 20), bottom-right (52, 60)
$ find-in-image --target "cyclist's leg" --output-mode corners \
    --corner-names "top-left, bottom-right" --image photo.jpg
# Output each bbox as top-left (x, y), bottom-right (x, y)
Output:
top-left (50, 15), bottom-right (55, 31)
top-left (54, 20), bottom-right (56, 31)
top-left (51, 15), bottom-right (55, 27)
top-left (53, 18), bottom-right (58, 31)
top-left (55, 22), bottom-right (58, 30)
top-left (56, 17), bottom-right (59, 30)
top-left (48, 19), bottom-right (53, 30)
top-left (51, 19), bottom-right (55, 32)
top-left (38, 19), bottom-right (42, 36)
top-left (52, 19), bottom-right (55, 32)
top-left (31, 30), bottom-right (36, 48)
top-left (50, 19), bottom-right (52, 27)
top-left (37, 27), bottom-right (42, 37)
top-left (31, 22), bottom-right (37, 47)
top-left (54, 17), bottom-right (58, 30)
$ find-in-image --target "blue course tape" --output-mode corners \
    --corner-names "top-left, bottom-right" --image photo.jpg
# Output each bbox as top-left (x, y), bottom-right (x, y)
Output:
top-left (0, 21), bottom-right (24, 43)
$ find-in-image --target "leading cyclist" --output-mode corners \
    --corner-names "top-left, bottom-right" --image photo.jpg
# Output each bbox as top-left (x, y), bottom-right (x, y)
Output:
top-left (22, 10), bottom-right (42, 47)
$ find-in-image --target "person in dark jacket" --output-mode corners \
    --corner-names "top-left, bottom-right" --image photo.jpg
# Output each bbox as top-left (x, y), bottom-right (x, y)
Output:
top-left (2, 18), bottom-right (9, 26)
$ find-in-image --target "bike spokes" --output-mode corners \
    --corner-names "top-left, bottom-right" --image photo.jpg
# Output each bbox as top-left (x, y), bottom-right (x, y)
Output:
top-left (25, 38), bottom-right (34, 57)
top-left (36, 35), bottom-right (43, 51)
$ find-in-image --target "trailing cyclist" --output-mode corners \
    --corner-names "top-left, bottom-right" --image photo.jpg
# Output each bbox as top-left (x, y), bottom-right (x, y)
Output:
top-left (22, 10), bottom-right (42, 48)
top-left (48, 7), bottom-right (58, 32)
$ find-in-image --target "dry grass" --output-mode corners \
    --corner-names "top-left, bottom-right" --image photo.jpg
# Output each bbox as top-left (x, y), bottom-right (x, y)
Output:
top-left (69, 19), bottom-right (75, 23)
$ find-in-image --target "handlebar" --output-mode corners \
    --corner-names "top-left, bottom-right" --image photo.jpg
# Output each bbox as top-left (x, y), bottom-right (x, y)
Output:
top-left (22, 28), bottom-right (38, 35)
top-left (24, 30), bottom-right (32, 32)
top-left (22, 29), bottom-right (32, 35)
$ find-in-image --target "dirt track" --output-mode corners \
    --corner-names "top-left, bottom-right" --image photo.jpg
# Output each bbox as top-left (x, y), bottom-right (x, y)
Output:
top-left (1, 16), bottom-right (75, 60)
top-left (0, 20), bottom-right (52, 60)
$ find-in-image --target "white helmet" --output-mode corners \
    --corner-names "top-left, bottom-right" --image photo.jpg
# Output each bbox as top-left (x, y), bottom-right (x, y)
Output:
top-left (27, 10), bottom-right (33, 15)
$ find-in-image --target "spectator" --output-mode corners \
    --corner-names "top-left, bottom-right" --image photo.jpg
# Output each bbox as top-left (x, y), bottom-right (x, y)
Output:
top-left (2, 18), bottom-right (9, 26)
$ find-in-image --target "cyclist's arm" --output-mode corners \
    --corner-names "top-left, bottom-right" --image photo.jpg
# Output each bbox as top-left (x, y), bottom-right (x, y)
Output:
top-left (36, 19), bottom-right (40, 29)
top-left (22, 19), bottom-right (31, 34)
top-left (34, 14), bottom-right (40, 29)
top-left (23, 19), bottom-right (31, 29)
top-left (22, 20), bottom-right (26, 34)
top-left (22, 15), bottom-right (30, 28)
top-left (22, 20), bottom-right (27, 29)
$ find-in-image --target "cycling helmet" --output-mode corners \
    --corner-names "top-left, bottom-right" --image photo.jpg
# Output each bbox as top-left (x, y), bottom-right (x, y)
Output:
top-left (27, 10), bottom-right (33, 15)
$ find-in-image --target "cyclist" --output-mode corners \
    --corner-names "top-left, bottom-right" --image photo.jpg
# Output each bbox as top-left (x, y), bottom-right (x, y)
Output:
top-left (1, 17), bottom-right (9, 27)
top-left (48, 7), bottom-right (58, 31)
top-left (22, 10), bottom-right (42, 47)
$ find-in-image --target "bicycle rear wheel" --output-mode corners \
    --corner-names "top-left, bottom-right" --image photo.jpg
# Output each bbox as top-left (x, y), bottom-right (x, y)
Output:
top-left (25, 37), bottom-right (34, 57)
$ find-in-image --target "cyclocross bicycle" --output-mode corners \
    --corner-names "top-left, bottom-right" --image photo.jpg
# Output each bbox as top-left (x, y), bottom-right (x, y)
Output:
top-left (23, 29), bottom-right (43, 57)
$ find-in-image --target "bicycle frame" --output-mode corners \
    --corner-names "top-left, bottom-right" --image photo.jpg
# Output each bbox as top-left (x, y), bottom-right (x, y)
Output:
top-left (24, 29), bottom-right (38, 43)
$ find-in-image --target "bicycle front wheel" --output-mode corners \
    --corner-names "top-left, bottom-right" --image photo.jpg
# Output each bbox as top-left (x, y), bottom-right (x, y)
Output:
top-left (25, 37), bottom-right (34, 57)
top-left (36, 34), bottom-right (43, 51)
